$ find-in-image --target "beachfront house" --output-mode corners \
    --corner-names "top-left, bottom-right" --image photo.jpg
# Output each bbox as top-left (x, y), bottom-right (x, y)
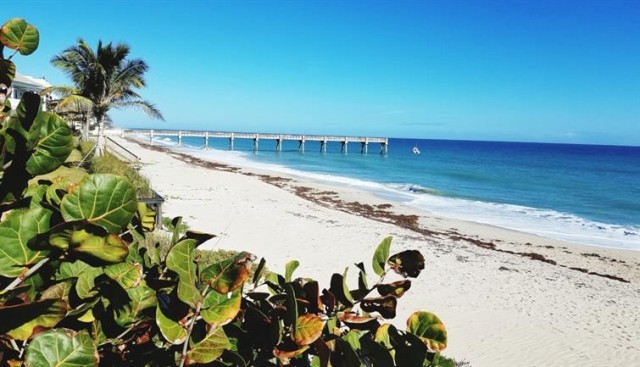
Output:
top-left (8, 72), bottom-right (52, 111)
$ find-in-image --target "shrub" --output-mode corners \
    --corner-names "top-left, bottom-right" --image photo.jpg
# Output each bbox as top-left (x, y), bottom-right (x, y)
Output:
top-left (0, 18), bottom-right (450, 366)
top-left (90, 151), bottom-right (153, 197)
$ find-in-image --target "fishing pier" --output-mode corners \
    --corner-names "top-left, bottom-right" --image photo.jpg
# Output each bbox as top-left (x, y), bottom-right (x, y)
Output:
top-left (122, 129), bottom-right (389, 154)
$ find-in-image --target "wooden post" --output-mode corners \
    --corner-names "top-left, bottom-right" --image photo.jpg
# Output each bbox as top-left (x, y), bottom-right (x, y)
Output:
top-left (229, 133), bottom-right (234, 150)
top-left (150, 129), bottom-right (154, 144)
top-left (178, 131), bottom-right (182, 146)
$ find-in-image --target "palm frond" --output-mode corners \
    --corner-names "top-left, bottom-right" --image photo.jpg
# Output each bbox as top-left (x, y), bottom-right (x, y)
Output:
top-left (114, 99), bottom-right (164, 121)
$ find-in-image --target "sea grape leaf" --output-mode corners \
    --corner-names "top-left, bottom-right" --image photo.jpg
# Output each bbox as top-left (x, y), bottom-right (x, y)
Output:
top-left (24, 329), bottom-right (98, 367)
top-left (115, 284), bottom-right (157, 328)
top-left (0, 18), bottom-right (39, 55)
top-left (361, 295), bottom-right (398, 319)
top-left (329, 271), bottom-right (353, 307)
top-left (360, 336), bottom-right (394, 367)
top-left (406, 311), bottom-right (448, 351)
top-left (0, 299), bottom-right (66, 340)
top-left (201, 251), bottom-right (255, 294)
top-left (70, 232), bottom-right (129, 264)
top-left (372, 236), bottom-right (392, 276)
top-left (393, 332), bottom-right (428, 367)
top-left (201, 289), bottom-right (241, 326)
top-left (374, 323), bottom-right (396, 352)
top-left (26, 112), bottom-right (74, 176)
top-left (75, 266), bottom-right (104, 299)
top-left (136, 202), bottom-right (156, 232)
top-left (0, 59), bottom-right (15, 86)
top-left (274, 345), bottom-right (310, 364)
top-left (377, 279), bottom-right (412, 298)
top-left (60, 173), bottom-right (137, 233)
top-left (166, 238), bottom-right (201, 307)
top-left (105, 262), bottom-right (143, 289)
top-left (292, 314), bottom-right (325, 346)
top-left (284, 283), bottom-right (298, 329)
top-left (388, 250), bottom-right (425, 278)
top-left (0, 207), bottom-right (51, 278)
top-left (285, 260), bottom-right (299, 282)
top-left (185, 327), bottom-right (232, 365)
top-left (252, 257), bottom-right (266, 284)
top-left (343, 330), bottom-right (362, 351)
top-left (156, 304), bottom-right (187, 344)
top-left (56, 260), bottom-right (92, 280)
top-left (40, 280), bottom-right (73, 303)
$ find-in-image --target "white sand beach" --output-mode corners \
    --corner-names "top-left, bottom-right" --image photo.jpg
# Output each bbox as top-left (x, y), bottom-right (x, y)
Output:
top-left (115, 136), bottom-right (640, 367)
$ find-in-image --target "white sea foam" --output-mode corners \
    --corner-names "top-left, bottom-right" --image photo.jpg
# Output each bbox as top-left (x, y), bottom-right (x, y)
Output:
top-left (146, 139), bottom-right (640, 250)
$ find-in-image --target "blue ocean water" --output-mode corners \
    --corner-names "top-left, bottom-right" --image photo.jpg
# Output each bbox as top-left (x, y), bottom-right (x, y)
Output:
top-left (150, 135), bottom-right (640, 250)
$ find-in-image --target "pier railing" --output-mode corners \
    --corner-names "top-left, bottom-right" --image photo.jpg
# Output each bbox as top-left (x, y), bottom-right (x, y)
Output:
top-left (122, 129), bottom-right (388, 154)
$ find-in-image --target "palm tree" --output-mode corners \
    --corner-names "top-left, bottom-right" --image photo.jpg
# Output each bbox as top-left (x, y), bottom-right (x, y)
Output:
top-left (47, 39), bottom-right (163, 153)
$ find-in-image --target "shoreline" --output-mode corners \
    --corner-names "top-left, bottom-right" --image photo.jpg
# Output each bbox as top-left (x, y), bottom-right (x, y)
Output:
top-left (115, 136), bottom-right (640, 366)
top-left (128, 137), bottom-right (638, 283)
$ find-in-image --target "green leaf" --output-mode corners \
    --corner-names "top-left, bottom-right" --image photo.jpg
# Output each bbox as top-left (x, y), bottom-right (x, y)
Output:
top-left (47, 223), bottom-right (129, 263)
top-left (105, 262), bottom-right (143, 289)
top-left (284, 260), bottom-right (299, 282)
top-left (284, 283), bottom-right (298, 329)
top-left (186, 327), bottom-right (232, 365)
top-left (292, 314), bottom-right (325, 346)
top-left (201, 252), bottom-right (255, 294)
top-left (24, 329), bottom-right (98, 367)
top-left (0, 299), bottom-right (66, 340)
top-left (26, 112), bottom-right (74, 176)
top-left (0, 59), bottom-right (15, 86)
top-left (115, 284), bottom-right (157, 328)
top-left (166, 239), bottom-right (201, 307)
top-left (360, 295), bottom-right (398, 319)
top-left (156, 304), bottom-right (187, 344)
top-left (329, 268), bottom-right (354, 307)
top-left (41, 280), bottom-right (73, 303)
top-left (0, 18), bottom-right (40, 55)
top-left (61, 173), bottom-right (137, 233)
top-left (372, 236), bottom-right (392, 276)
top-left (0, 207), bottom-right (51, 278)
top-left (76, 266), bottom-right (104, 299)
top-left (201, 289), bottom-right (241, 326)
top-left (136, 202), bottom-right (156, 232)
top-left (252, 257), bottom-right (266, 284)
top-left (406, 311), bottom-right (448, 352)
top-left (388, 250), bottom-right (425, 278)
top-left (56, 260), bottom-right (92, 280)
top-left (374, 324), bottom-right (397, 359)
top-left (343, 330), bottom-right (362, 351)
top-left (360, 336), bottom-right (394, 367)
top-left (376, 279), bottom-right (412, 298)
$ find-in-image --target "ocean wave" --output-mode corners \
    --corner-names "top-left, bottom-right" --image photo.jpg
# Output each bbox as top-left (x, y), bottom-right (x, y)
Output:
top-left (405, 195), bottom-right (640, 250)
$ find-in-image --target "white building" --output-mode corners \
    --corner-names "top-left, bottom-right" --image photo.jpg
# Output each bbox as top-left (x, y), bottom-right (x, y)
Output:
top-left (8, 72), bottom-right (52, 111)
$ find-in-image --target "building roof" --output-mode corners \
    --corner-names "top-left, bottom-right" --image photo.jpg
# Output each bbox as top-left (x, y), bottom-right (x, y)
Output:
top-left (13, 72), bottom-right (51, 89)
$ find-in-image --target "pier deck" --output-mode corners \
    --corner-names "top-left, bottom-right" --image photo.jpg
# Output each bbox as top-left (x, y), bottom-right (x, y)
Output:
top-left (122, 129), bottom-right (388, 154)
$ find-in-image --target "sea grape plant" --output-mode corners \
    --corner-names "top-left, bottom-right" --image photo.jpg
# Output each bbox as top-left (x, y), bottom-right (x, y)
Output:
top-left (0, 18), bottom-right (448, 366)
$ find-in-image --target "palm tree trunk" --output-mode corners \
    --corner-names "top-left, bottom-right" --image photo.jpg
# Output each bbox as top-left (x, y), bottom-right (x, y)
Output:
top-left (95, 115), bottom-right (105, 157)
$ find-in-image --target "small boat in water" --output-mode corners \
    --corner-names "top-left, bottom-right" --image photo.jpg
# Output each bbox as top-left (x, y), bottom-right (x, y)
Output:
top-left (412, 145), bottom-right (421, 154)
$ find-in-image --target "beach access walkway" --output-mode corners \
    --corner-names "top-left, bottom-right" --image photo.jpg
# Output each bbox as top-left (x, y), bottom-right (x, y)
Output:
top-left (122, 129), bottom-right (389, 154)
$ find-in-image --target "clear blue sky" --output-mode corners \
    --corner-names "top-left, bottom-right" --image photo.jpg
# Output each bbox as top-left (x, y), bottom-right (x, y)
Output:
top-left (5, 0), bottom-right (639, 145)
